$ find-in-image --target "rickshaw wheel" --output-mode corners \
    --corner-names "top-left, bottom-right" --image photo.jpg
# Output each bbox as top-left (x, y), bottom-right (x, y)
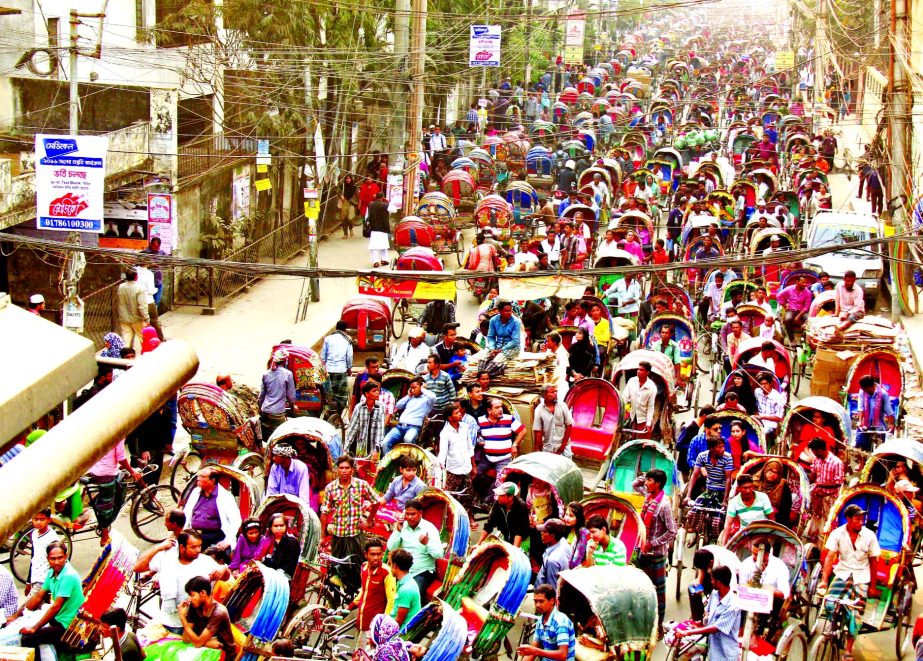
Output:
top-left (672, 533), bottom-right (685, 601)
top-left (776, 629), bottom-right (808, 661)
top-left (894, 582), bottom-right (914, 659)
top-left (807, 630), bottom-right (840, 661)
top-left (454, 235), bottom-right (464, 266)
top-left (391, 300), bottom-right (406, 339)
top-left (130, 484), bottom-right (181, 543)
top-left (10, 521), bottom-right (72, 584)
top-left (233, 452), bottom-right (265, 483)
top-left (804, 562), bottom-right (823, 635)
top-left (324, 411), bottom-right (344, 436)
top-left (170, 450), bottom-right (202, 492)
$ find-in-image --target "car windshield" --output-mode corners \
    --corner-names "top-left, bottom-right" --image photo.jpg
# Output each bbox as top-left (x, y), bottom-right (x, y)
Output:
top-left (812, 224), bottom-right (876, 259)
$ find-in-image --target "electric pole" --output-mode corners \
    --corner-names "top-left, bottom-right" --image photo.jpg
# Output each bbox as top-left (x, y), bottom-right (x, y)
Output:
top-left (406, 0), bottom-right (427, 210)
top-left (390, 0), bottom-right (411, 162)
top-left (524, 0), bottom-right (533, 86)
top-left (69, 10), bottom-right (79, 134)
top-left (888, 0), bottom-right (911, 321)
top-left (814, 0), bottom-right (826, 107)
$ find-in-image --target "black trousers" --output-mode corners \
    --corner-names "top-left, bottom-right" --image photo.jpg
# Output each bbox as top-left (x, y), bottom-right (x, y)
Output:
top-left (20, 619), bottom-right (66, 653)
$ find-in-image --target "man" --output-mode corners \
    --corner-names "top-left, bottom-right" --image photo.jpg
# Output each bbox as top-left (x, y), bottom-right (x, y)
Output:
top-left (433, 323), bottom-right (463, 377)
top-left (755, 132), bottom-right (778, 165)
top-left (584, 514), bottom-right (627, 566)
top-left (738, 537), bottom-right (791, 601)
top-left (596, 229), bottom-right (621, 258)
top-left (633, 469), bottom-right (677, 630)
top-left (351, 357), bottom-right (383, 410)
top-left (556, 159), bottom-right (577, 194)
top-left (673, 565), bottom-right (741, 661)
top-left (603, 273), bottom-right (641, 320)
top-left (516, 584), bottom-right (576, 661)
top-left (536, 519), bottom-right (571, 592)
top-left (693, 235), bottom-right (720, 280)
top-left (382, 377), bottom-right (436, 451)
top-left (808, 436), bottom-right (845, 535)
top-left (141, 530), bottom-right (229, 631)
top-left (819, 504), bottom-right (881, 659)
top-left (429, 125), bottom-right (447, 160)
top-left (755, 372), bottom-right (786, 441)
top-left (86, 438), bottom-right (144, 547)
top-left (387, 498), bottom-right (445, 597)
top-left (540, 227), bottom-right (562, 267)
top-left (687, 436), bottom-right (735, 526)
top-left (747, 341), bottom-right (777, 374)
top-left (479, 482), bottom-right (530, 546)
top-left (136, 263), bottom-right (164, 341)
top-left (819, 130), bottom-right (838, 171)
top-left (486, 300), bottom-right (523, 366)
top-left (419, 300), bottom-right (456, 346)
top-left (348, 539), bottom-right (396, 646)
top-left (677, 406), bottom-right (716, 480)
top-left (367, 191), bottom-right (391, 267)
top-left (265, 443), bottom-right (312, 504)
top-left (0, 564), bottom-right (18, 624)
top-left (621, 360), bottom-right (658, 438)
top-left (834, 270), bottom-right (865, 335)
top-left (117, 268), bottom-right (149, 353)
top-left (320, 455), bottom-right (381, 597)
top-left (855, 375), bottom-right (895, 451)
top-left (720, 474), bottom-right (774, 544)
top-left (392, 327), bottom-right (431, 373)
top-left (346, 380), bottom-right (386, 457)
top-left (14, 542), bottom-right (85, 653)
top-left (183, 468), bottom-right (242, 549)
top-left (423, 353), bottom-right (456, 410)
top-left (438, 402), bottom-right (476, 510)
top-left (140, 237), bottom-right (167, 304)
top-left (321, 321), bottom-right (354, 414)
top-left (776, 275), bottom-right (813, 340)
top-left (380, 456), bottom-right (426, 511)
top-left (388, 549), bottom-right (421, 626)
top-left (179, 576), bottom-right (238, 660)
top-left (649, 324), bottom-right (680, 366)
top-left (259, 348), bottom-right (296, 442)
top-left (477, 398), bottom-right (526, 495)
top-left (726, 320), bottom-right (750, 362)
top-left (532, 385), bottom-right (573, 456)
top-left (26, 294), bottom-right (45, 315)
top-left (559, 222), bottom-right (587, 270)
top-left (811, 271), bottom-right (832, 296)
top-left (699, 271), bottom-right (725, 323)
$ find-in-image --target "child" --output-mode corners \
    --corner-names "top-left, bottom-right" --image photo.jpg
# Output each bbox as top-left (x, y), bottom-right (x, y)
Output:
top-left (26, 508), bottom-right (58, 596)
top-left (100, 608), bottom-right (144, 661)
top-left (229, 518), bottom-right (262, 573)
top-left (380, 456), bottom-right (426, 512)
top-left (447, 346), bottom-right (469, 384)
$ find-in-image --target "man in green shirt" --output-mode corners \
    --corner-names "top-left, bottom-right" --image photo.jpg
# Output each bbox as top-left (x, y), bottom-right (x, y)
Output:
top-left (14, 541), bottom-right (86, 652)
top-left (583, 514), bottom-right (627, 567)
top-left (389, 549), bottom-right (421, 626)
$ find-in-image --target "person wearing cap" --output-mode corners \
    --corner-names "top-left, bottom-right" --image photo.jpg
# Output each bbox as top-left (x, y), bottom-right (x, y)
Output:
top-left (258, 349), bottom-right (296, 442)
top-left (751, 199), bottom-right (772, 225)
top-left (321, 321), bottom-right (354, 414)
top-left (536, 519), bottom-right (571, 592)
top-left (391, 327), bottom-right (431, 373)
top-left (265, 443), bottom-right (312, 504)
top-left (633, 468), bottom-right (677, 629)
top-left (555, 159), bottom-right (577, 194)
top-left (116, 268), bottom-right (149, 353)
top-left (382, 377), bottom-right (436, 452)
top-left (27, 294), bottom-right (45, 315)
top-left (819, 503), bottom-right (882, 659)
top-left (479, 482), bottom-right (530, 547)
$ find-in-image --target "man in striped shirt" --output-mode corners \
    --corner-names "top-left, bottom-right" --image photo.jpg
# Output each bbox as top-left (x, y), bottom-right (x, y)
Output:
top-left (476, 398), bottom-right (526, 503)
top-left (583, 514), bottom-right (627, 567)
top-left (423, 354), bottom-right (456, 410)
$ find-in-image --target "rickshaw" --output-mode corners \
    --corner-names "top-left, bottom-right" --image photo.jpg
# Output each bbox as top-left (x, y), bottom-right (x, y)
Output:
top-left (391, 247), bottom-right (452, 338)
top-left (715, 365), bottom-right (785, 414)
top-left (594, 251), bottom-right (640, 308)
top-left (731, 336), bottom-right (793, 395)
top-left (609, 210), bottom-right (654, 248)
top-left (441, 169), bottom-right (478, 216)
top-left (270, 343), bottom-right (342, 426)
top-left (640, 313), bottom-right (698, 412)
top-left (580, 492), bottom-right (647, 560)
top-left (468, 148), bottom-right (495, 191)
top-left (340, 297), bottom-right (393, 359)
top-left (398, 601), bottom-right (467, 661)
top-left (778, 396), bottom-right (851, 465)
top-left (556, 566), bottom-right (658, 661)
top-left (179, 463), bottom-right (263, 521)
top-left (394, 213), bottom-right (463, 266)
top-left (749, 227), bottom-right (795, 286)
top-left (503, 180), bottom-right (539, 230)
top-left (498, 451), bottom-right (584, 526)
top-left (474, 195), bottom-right (515, 248)
top-left (220, 562), bottom-right (290, 656)
top-left (732, 456), bottom-right (811, 536)
top-left (649, 285), bottom-right (695, 318)
top-left (564, 378), bottom-right (622, 468)
top-left (173, 382), bottom-right (265, 491)
top-left (451, 157), bottom-right (479, 181)
top-left (253, 494), bottom-right (322, 604)
top-left (725, 521), bottom-right (811, 659)
top-left (613, 350), bottom-right (678, 445)
top-left (844, 347), bottom-right (905, 435)
top-left (443, 539), bottom-right (531, 658)
top-left (711, 409), bottom-right (767, 468)
top-left (526, 146), bottom-right (554, 194)
top-left (264, 417), bottom-right (343, 511)
top-left (809, 485), bottom-right (916, 659)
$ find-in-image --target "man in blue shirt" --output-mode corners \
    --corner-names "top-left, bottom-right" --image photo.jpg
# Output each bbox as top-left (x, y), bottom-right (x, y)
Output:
top-left (517, 583), bottom-right (576, 661)
top-left (259, 349), bottom-right (296, 442)
top-left (382, 377), bottom-right (436, 451)
top-left (536, 519), bottom-right (572, 593)
top-left (674, 565), bottom-right (741, 661)
top-left (487, 301), bottom-right (522, 358)
top-left (321, 321), bottom-right (354, 413)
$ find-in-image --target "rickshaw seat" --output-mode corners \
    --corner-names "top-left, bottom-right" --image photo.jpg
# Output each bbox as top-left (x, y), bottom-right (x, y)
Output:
top-left (570, 428), bottom-right (616, 462)
top-left (460, 597), bottom-right (489, 632)
top-left (874, 550), bottom-right (900, 588)
top-left (426, 558), bottom-right (449, 601)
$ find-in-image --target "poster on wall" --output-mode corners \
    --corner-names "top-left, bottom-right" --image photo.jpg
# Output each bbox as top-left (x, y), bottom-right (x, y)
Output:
top-left (232, 165), bottom-right (251, 222)
top-left (469, 25), bottom-right (501, 67)
top-left (99, 203), bottom-right (148, 249)
top-left (35, 134), bottom-right (107, 233)
top-left (147, 193), bottom-right (174, 253)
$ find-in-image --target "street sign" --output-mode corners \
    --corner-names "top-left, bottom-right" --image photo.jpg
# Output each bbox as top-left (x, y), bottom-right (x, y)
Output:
top-left (564, 45), bottom-right (584, 65)
top-left (469, 25), bottom-right (501, 67)
top-left (357, 275), bottom-right (456, 300)
top-left (774, 51), bottom-right (795, 70)
top-left (35, 134), bottom-right (107, 233)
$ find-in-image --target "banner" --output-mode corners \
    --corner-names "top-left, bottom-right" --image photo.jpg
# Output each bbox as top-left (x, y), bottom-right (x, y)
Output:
top-left (100, 202), bottom-right (148, 249)
top-left (565, 13), bottom-right (585, 46)
top-left (500, 275), bottom-right (591, 301)
top-left (357, 275), bottom-right (456, 300)
top-left (774, 51), bottom-right (795, 70)
top-left (36, 134), bottom-right (107, 232)
top-left (469, 25), bottom-right (501, 67)
top-left (147, 193), bottom-right (174, 253)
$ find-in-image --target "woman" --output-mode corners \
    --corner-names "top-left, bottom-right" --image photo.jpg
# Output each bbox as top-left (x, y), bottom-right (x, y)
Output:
top-left (792, 410), bottom-right (838, 466)
top-left (358, 177), bottom-right (381, 219)
top-left (756, 458), bottom-right (795, 529)
top-left (466, 232), bottom-right (500, 293)
top-left (563, 502), bottom-right (590, 569)
top-left (622, 229), bottom-right (645, 262)
top-left (366, 614), bottom-right (425, 661)
top-left (229, 518), bottom-right (263, 574)
top-left (340, 174), bottom-right (358, 237)
top-left (256, 513), bottom-right (300, 578)
top-left (568, 328), bottom-right (597, 380)
top-left (102, 332), bottom-right (125, 359)
top-left (728, 419), bottom-right (761, 468)
top-left (721, 370), bottom-right (758, 415)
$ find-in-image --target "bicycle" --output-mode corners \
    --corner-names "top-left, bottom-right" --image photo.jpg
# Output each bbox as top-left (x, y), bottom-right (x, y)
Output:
top-left (682, 504), bottom-right (726, 549)
top-left (301, 549), bottom-right (355, 609)
top-left (663, 629), bottom-right (709, 661)
top-left (282, 605), bottom-right (355, 660)
top-left (807, 594), bottom-right (857, 661)
top-left (8, 464), bottom-right (179, 584)
top-left (511, 610), bottom-right (541, 661)
top-left (124, 572), bottom-right (161, 632)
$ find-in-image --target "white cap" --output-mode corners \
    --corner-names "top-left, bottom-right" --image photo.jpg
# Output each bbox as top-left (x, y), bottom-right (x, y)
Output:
top-left (411, 326), bottom-right (426, 338)
top-left (770, 234), bottom-right (781, 242)
top-left (565, 159), bottom-right (576, 169)
top-left (29, 294), bottom-right (44, 305)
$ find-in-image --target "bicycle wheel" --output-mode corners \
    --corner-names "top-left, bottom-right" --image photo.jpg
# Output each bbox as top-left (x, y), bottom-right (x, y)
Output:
top-left (807, 634), bottom-right (840, 661)
top-left (282, 604), bottom-right (329, 651)
top-left (170, 450), bottom-right (202, 493)
top-left (130, 484), bottom-right (180, 543)
top-left (10, 522), bottom-right (72, 584)
top-left (895, 582), bottom-right (914, 659)
top-left (233, 452), bottom-right (265, 483)
top-left (776, 629), bottom-right (808, 661)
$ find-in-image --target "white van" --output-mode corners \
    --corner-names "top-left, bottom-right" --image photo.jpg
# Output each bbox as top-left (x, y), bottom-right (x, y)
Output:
top-left (803, 211), bottom-right (883, 308)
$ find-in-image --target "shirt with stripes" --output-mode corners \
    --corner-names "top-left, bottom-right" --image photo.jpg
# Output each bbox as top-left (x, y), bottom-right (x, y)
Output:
top-left (694, 450), bottom-right (734, 491)
top-left (477, 414), bottom-right (524, 463)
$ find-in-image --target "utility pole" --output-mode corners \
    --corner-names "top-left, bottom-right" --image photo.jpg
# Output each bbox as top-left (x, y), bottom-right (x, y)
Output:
top-left (814, 0), bottom-right (826, 107)
top-left (524, 0), bottom-right (533, 86)
top-left (390, 0), bottom-right (411, 162)
top-left (888, 0), bottom-right (911, 321)
top-left (68, 10), bottom-right (79, 134)
top-left (406, 0), bottom-right (426, 211)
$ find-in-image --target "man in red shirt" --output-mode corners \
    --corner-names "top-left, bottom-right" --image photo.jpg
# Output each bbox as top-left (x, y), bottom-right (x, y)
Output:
top-left (348, 539), bottom-right (395, 646)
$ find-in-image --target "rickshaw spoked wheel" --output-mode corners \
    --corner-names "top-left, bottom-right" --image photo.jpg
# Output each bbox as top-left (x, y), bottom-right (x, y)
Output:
top-left (10, 521), bottom-right (72, 584)
top-left (894, 581), bottom-right (914, 659)
top-left (391, 300), bottom-right (406, 339)
top-left (130, 484), bottom-right (181, 544)
top-left (233, 452), bottom-right (265, 483)
top-left (454, 234), bottom-right (464, 266)
top-left (775, 628), bottom-right (808, 661)
top-left (804, 561), bottom-right (823, 636)
top-left (807, 627), bottom-right (840, 661)
top-left (672, 533), bottom-right (685, 601)
top-left (170, 450), bottom-right (202, 492)
top-left (323, 410), bottom-right (344, 436)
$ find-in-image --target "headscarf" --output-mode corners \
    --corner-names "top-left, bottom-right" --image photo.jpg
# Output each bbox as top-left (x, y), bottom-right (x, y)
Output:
top-left (102, 332), bottom-right (125, 358)
top-left (369, 615), bottom-right (410, 661)
top-left (272, 444), bottom-right (297, 458)
top-left (756, 458), bottom-right (787, 508)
